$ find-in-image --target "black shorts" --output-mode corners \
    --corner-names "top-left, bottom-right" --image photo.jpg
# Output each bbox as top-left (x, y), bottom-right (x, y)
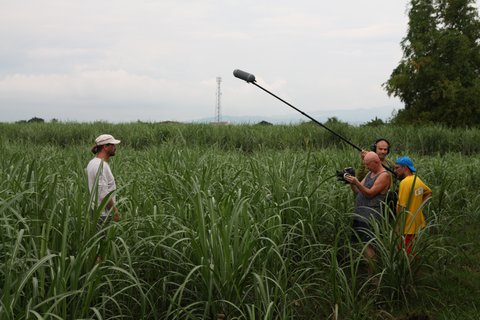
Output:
top-left (351, 218), bottom-right (374, 243)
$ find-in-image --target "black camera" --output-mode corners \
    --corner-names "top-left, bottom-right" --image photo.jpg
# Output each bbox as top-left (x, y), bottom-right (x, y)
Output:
top-left (336, 167), bottom-right (356, 183)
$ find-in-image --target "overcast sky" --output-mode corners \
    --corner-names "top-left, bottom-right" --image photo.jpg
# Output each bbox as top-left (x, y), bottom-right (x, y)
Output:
top-left (0, 1), bottom-right (428, 123)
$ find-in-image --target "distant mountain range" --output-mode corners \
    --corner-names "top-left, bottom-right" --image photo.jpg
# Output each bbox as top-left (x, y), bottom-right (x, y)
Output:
top-left (194, 106), bottom-right (398, 125)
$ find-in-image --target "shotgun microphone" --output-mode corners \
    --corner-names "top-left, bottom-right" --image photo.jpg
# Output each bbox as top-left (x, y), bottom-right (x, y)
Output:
top-left (233, 69), bottom-right (256, 83)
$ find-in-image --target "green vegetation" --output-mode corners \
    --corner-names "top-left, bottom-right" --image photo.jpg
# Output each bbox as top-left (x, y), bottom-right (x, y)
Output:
top-left (385, 0), bottom-right (480, 127)
top-left (1, 121), bottom-right (480, 154)
top-left (0, 122), bottom-right (479, 319)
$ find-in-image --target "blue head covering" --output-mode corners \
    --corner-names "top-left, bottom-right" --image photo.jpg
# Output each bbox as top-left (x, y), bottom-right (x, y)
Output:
top-left (395, 156), bottom-right (416, 172)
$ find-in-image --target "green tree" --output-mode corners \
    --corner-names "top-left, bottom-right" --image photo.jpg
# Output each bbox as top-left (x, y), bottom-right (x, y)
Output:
top-left (385, 0), bottom-right (480, 127)
top-left (362, 116), bottom-right (385, 127)
top-left (27, 117), bottom-right (45, 123)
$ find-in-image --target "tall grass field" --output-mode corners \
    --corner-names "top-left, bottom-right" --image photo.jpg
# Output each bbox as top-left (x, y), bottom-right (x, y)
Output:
top-left (0, 122), bottom-right (479, 319)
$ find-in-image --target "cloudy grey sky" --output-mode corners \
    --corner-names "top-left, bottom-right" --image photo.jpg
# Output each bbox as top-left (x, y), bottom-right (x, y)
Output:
top-left (1, 1), bottom-right (419, 123)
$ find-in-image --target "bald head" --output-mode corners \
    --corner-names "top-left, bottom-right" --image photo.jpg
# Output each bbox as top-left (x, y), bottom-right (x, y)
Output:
top-left (364, 151), bottom-right (382, 172)
top-left (364, 151), bottom-right (379, 163)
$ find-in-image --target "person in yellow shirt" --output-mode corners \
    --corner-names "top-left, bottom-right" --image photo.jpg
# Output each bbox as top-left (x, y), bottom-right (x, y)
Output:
top-left (394, 156), bottom-right (432, 254)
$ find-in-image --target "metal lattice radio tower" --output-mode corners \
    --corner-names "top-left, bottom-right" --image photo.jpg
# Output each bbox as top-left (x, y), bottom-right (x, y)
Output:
top-left (215, 77), bottom-right (222, 123)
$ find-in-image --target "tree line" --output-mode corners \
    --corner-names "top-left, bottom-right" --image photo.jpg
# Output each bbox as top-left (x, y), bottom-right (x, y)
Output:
top-left (385, 0), bottom-right (480, 127)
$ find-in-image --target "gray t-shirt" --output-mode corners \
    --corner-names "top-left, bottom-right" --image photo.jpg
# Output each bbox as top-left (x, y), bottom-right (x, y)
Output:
top-left (354, 171), bottom-right (387, 221)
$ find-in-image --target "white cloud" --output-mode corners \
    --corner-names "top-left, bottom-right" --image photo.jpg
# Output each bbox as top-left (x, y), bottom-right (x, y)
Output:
top-left (0, 0), bottom-right (414, 122)
top-left (0, 69), bottom-right (216, 121)
top-left (324, 23), bottom-right (405, 40)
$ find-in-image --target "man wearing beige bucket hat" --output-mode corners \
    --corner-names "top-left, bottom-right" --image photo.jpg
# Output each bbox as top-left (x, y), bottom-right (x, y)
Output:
top-left (87, 134), bottom-right (121, 227)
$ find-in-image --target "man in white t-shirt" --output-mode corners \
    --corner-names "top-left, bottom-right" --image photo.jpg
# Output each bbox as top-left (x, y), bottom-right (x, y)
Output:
top-left (87, 134), bottom-right (121, 226)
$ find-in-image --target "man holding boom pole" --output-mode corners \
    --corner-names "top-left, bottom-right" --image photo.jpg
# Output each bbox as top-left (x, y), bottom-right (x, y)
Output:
top-left (357, 138), bottom-right (394, 181)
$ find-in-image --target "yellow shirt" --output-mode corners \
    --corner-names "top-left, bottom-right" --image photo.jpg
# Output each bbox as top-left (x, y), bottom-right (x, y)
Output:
top-left (396, 174), bottom-right (432, 234)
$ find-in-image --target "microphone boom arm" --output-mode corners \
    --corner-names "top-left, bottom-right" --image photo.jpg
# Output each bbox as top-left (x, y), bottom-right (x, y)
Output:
top-left (233, 69), bottom-right (397, 176)
top-left (251, 81), bottom-right (362, 152)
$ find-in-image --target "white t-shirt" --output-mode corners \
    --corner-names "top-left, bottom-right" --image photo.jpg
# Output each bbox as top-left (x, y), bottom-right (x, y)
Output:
top-left (86, 157), bottom-right (116, 216)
